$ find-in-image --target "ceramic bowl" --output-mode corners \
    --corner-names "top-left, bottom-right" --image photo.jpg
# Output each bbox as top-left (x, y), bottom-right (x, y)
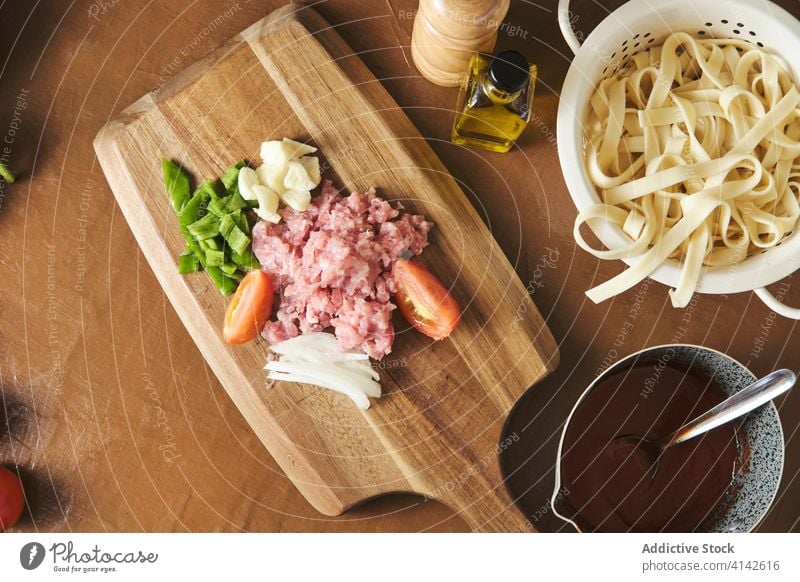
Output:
top-left (551, 344), bottom-right (785, 532)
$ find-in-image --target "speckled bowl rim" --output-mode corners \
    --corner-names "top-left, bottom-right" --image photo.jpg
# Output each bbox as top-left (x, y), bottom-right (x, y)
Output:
top-left (551, 343), bottom-right (785, 533)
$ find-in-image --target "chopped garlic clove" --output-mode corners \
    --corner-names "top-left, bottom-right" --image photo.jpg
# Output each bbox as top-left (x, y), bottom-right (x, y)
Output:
top-left (262, 213), bottom-right (281, 224)
top-left (259, 141), bottom-right (291, 167)
top-left (281, 188), bottom-right (312, 211)
top-left (253, 184), bottom-right (279, 213)
top-left (256, 163), bottom-right (287, 195)
top-left (283, 159), bottom-right (317, 192)
top-left (298, 156), bottom-right (321, 185)
top-left (281, 137), bottom-right (317, 157)
top-left (252, 137), bottom-right (322, 224)
top-left (253, 184), bottom-right (281, 222)
top-left (260, 138), bottom-right (317, 167)
top-left (237, 167), bottom-right (259, 201)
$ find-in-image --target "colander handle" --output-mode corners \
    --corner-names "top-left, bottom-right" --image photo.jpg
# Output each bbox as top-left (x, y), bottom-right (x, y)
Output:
top-left (557, 0), bottom-right (583, 55)
top-left (755, 287), bottom-right (800, 319)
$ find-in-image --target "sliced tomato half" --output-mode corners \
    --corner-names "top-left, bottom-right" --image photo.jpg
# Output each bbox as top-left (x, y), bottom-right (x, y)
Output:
top-left (223, 270), bottom-right (273, 345)
top-left (394, 259), bottom-right (461, 340)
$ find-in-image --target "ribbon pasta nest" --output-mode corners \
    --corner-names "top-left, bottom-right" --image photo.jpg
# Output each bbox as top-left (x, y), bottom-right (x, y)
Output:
top-left (575, 32), bottom-right (800, 307)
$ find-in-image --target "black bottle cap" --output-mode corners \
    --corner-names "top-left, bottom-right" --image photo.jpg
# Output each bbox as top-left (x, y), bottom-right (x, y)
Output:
top-left (489, 50), bottom-right (530, 93)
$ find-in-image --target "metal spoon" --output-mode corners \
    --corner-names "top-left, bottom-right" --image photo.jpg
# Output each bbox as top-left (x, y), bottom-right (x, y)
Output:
top-left (616, 368), bottom-right (796, 478)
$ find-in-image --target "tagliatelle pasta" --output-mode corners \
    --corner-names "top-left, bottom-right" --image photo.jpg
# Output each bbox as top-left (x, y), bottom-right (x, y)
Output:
top-left (575, 32), bottom-right (800, 307)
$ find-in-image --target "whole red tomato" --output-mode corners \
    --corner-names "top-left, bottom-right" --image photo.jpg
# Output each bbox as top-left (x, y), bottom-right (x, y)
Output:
top-left (0, 465), bottom-right (25, 532)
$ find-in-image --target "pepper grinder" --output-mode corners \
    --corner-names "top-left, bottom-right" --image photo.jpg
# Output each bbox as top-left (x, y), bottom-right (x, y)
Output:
top-left (411, 0), bottom-right (510, 87)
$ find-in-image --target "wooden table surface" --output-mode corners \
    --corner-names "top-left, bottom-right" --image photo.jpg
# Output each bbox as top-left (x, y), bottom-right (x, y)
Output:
top-left (0, 0), bottom-right (798, 532)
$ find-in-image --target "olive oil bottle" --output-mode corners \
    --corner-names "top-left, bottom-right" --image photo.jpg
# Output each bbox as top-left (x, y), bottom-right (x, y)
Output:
top-left (451, 50), bottom-right (537, 153)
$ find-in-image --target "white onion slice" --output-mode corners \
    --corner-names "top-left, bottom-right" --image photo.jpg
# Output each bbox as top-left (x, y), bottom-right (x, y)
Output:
top-left (265, 332), bottom-right (381, 409)
top-left (267, 371), bottom-right (370, 410)
top-left (265, 361), bottom-right (381, 398)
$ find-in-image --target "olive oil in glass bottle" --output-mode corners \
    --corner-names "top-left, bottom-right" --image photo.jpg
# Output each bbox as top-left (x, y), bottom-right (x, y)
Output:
top-left (451, 50), bottom-right (537, 153)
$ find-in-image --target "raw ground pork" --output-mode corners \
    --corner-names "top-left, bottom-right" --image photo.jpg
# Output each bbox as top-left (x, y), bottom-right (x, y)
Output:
top-left (252, 180), bottom-right (432, 359)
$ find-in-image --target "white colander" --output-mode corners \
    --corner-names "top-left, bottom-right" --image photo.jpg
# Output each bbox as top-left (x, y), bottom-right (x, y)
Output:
top-left (556, 0), bottom-right (800, 318)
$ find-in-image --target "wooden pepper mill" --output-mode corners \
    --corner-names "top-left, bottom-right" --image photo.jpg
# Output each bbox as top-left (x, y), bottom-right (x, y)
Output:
top-left (411, 0), bottom-right (511, 87)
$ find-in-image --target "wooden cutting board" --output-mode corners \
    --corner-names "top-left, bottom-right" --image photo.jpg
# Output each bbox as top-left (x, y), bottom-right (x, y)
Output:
top-left (93, 3), bottom-right (558, 532)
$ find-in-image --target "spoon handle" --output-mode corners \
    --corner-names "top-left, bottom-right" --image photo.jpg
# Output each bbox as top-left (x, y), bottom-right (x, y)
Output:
top-left (665, 369), bottom-right (796, 447)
